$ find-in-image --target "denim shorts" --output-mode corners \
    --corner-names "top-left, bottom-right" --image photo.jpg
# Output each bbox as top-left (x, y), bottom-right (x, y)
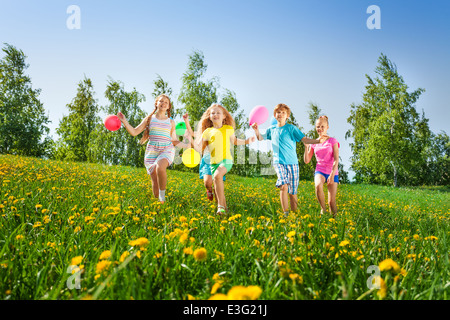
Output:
top-left (315, 171), bottom-right (339, 183)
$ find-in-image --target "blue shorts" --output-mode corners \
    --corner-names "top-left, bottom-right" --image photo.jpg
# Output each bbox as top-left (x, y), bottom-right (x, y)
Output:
top-left (315, 171), bottom-right (339, 183)
top-left (199, 155), bottom-right (225, 181)
top-left (274, 163), bottom-right (299, 195)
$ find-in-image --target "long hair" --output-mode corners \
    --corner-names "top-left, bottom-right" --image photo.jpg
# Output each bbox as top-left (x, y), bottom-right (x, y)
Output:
top-left (195, 103), bottom-right (235, 153)
top-left (139, 94), bottom-right (172, 145)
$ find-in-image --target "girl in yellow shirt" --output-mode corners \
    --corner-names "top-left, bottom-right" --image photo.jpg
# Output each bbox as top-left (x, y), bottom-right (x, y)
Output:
top-left (190, 104), bottom-right (254, 215)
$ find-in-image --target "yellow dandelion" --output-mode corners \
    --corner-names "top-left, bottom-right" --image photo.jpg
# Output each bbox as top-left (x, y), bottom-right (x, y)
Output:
top-left (71, 256), bottom-right (83, 266)
top-left (15, 235), bottom-right (24, 241)
top-left (227, 285), bottom-right (262, 300)
top-left (99, 250), bottom-right (111, 260)
top-left (95, 260), bottom-right (111, 274)
top-left (377, 277), bottom-right (387, 299)
top-left (193, 248), bottom-right (207, 262)
top-left (339, 240), bottom-right (350, 247)
top-left (211, 282), bottom-right (221, 294)
top-left (179, 233), bottom-right (189, 244)
top-left (129, 237), bottom-right (149, 248)
top-left (119, 251), bottom-right (130, 263)
top-left (379, 258), bottom-right (400, 274)
top-left (183, 247), bottom-right (193, 255)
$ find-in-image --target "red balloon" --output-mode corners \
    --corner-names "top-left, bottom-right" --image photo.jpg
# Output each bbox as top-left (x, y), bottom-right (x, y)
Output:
top-left (104, 115), bottom-right (121, 131)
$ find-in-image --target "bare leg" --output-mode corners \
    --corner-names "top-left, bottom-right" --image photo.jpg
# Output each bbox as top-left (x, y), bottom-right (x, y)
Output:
top-left (204, 175), bottom-right (216, 202)
top-left (288, 193), bottom-right (298, 212)
top-left (327, 182), bottom-right (338, 216)
top-left (279, 184), bottom-right (289, 213)
top-left (314, 174), bottom-right (327, 214)
top-left (150, 169), bottom-right (159, 198)
top-left (213, 166), bottom-right (228, 210)
top-left (156, 159), bottom-right (169, 191)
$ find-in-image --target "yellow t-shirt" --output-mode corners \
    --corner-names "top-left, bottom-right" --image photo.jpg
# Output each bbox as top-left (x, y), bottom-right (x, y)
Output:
top-left (202, 125), bottom-right (234, 164)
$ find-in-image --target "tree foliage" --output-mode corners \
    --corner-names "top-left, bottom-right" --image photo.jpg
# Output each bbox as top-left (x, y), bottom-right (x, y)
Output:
top-left (54, 77), bottom-right (99, 162)
top-left (87, 79), bottom-right (146, 167)
top-left (345, 53), bottom-right (444, 186)
top-left (0, 43), bottom-right (51, 157)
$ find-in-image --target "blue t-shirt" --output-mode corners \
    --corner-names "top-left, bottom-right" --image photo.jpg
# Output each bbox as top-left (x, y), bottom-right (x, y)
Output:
top-left (262, 124), bottom-right (305, 164)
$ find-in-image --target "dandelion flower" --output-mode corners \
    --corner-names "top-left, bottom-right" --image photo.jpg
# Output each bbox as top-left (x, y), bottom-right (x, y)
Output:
top-left (95, 260), bottom-right (111, 274)
top-left (99, 250), bottom-right (111, 260)
top-left (193, 248), bottom-right (207, 262)
top-left (379, 258), bottom-right (400, 274)
top-left (71, 256), bottom-right (83, 266)
top-left (339, 240), bottom-right (350, 247)
top-left (129, 237), bottom-right (149, 248)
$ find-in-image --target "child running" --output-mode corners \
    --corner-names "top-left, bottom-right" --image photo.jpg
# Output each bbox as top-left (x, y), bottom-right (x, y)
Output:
top-left (304, 115), bottom-right (340, 217)
top-left (182, 113), bottom-right (224, 202)
top-left (187, 104), bottom-right (254, 214)
top-left (117, 94), bottom-right (191, 204)
top-left (252, 103), bottom-right (322, 216)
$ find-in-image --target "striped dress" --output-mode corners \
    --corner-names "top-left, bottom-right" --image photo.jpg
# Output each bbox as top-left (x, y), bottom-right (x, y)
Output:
top-left (144, 116), bottom-right (175, 175)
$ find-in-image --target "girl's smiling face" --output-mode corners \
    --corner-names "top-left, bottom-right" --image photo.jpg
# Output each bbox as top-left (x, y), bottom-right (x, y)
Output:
top-left (156, 96), bottom-right (170, 112)
top-left (315, 119), bottom-right (329, 137)
top-left (210, 107), bottom-right (225, 125)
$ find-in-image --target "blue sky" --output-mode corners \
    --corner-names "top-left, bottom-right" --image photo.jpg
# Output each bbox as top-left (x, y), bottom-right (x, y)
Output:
top-left (1, 0), bottom-right (449, 179)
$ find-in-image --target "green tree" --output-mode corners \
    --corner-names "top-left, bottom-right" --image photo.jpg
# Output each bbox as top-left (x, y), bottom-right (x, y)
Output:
top-left (88, 79), bottom-right (146, 167)
top-left (178, 50), bottom-right (218, 125)
top-left (0, 43), bottom-right (51, 157)
top-left (346, 53), bottom-right (428, 187)
top-left (54, 77), bottom-right (99, 161)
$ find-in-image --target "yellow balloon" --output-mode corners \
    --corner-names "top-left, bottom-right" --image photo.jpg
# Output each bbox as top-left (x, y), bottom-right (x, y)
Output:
top-left (182, 148), bottom-right (201, 168)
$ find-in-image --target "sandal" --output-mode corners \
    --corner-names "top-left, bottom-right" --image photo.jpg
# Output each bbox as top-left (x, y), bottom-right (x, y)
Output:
top-left (217, 205), bottom-right (226, 215)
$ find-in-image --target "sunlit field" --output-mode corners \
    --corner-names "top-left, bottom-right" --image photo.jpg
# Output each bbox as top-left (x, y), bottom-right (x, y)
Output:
top-left (0, 154), bottom-right (448, 300)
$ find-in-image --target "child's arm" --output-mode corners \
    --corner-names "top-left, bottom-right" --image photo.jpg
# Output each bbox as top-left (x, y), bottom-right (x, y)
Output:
top-left (304, 143), bottom-right (314, 164)
top-left (251, 123), bottom-right (264, 141)
top-left (183, 113), bottom-right (195, 138)
top-left (300, 136), bottom-right (321, 144)
top-left (117, 112), bottom-right (149, 137)
top-left (170, 119), bottom-right (191, 149)
top-left (327, 143), bottom-right (340, 185)
top-left (231, 134), bottom-right (256, 146)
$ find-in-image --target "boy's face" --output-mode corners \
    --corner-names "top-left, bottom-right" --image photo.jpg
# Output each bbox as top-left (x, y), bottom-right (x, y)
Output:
top-left (275, 109), bottom-right (288, 123)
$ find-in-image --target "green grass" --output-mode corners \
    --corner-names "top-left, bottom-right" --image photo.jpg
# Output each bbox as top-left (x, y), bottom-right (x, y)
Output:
top-left (0, 154), bottom-right (449, 300)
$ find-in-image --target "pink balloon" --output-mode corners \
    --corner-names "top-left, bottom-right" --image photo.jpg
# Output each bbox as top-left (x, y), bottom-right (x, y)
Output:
top-left (249, 105), bottom-right (269, 126)
top-left (104, 115), bottom-right (121, 131)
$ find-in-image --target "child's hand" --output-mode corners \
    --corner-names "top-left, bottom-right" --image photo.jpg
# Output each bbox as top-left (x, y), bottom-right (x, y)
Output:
top-left (183, 113), bottom-right (189, 121)
top-left (251, 123), bottom-right (258, 131)
top-left (117, 112), bottom-right (125, 122)
top-left (248, 136), bottom-right (256, 144)
top-left (327, 175), bottom-right (335, 185)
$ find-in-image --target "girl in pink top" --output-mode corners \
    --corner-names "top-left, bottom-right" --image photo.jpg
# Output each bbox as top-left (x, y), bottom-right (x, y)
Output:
top-left (304, 115), bottom-right (340, 217)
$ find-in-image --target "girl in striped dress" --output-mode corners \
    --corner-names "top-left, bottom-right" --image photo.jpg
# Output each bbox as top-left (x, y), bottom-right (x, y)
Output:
top-left (117, 94), bottom-right (191, 203)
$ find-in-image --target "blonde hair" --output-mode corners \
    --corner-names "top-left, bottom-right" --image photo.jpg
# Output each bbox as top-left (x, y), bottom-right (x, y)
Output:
top-left (317, 115), bottom-right (329, 125)
top-left (195, 103), bottom-right (235, 152)
top-left (139, 94), bottom-right (172, 145)
top-left (273, 103), bottom-right (291, 118)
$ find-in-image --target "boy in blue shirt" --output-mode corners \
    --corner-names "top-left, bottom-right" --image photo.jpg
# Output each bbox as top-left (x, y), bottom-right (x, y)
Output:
top-left (252, 103), bottom-right (321, 215)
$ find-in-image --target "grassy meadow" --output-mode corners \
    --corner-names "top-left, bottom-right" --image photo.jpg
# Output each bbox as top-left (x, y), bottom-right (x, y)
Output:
top-left (0, 154), bottom-right (449, 300)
